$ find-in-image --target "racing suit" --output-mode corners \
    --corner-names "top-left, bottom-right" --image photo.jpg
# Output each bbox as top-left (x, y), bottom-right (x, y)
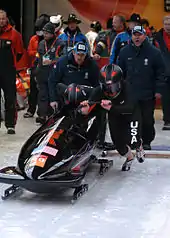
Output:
top-left (87, 84), bottom-right (142, 154)
top-left (93, 28), bottom-right (124, 147)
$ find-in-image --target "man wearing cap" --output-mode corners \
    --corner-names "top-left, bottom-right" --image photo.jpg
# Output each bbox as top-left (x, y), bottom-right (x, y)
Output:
top-left (48, 41), bottom-right (100, 110)
top-left (110, 13), bottom-right (141, 64)
top-left (35, 22), bottom-right (64, 124)
top-left (118, 25), bottom-right (165, 150)
top-left (58, 13), bottom-right (89, 55)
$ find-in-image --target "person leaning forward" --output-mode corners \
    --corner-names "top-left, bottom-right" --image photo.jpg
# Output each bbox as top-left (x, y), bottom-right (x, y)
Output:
top-left (48, 41), bottom-right (100, 111)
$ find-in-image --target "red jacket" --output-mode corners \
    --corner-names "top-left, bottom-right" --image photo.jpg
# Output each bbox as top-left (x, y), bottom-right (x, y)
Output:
top-left (0, 24), bottom-right (24, 67)
top-left (27, 35), bottom-right (40, 67)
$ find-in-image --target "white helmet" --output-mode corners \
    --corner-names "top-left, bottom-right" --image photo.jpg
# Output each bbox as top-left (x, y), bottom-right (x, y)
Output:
top-left (50, 15), bottom-right (63, 32)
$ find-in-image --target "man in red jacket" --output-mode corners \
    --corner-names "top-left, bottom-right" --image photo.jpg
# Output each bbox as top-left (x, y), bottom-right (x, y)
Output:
top-left (0, 9), bottom-right (24, 134)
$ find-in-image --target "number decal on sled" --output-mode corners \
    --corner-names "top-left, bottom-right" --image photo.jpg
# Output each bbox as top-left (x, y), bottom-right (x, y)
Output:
top-left (28, 155), bottom-right (48, 168)
top-left (35, 155), bottom-right (48, 168)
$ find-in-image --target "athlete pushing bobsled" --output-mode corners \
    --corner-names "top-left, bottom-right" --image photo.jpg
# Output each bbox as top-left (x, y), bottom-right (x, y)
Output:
top-left (0, 63), bottom-right (145, 201)
top-left (0, 82), bottom-right (110, 201)
top-left (80, 63), bottom-right (145, 171)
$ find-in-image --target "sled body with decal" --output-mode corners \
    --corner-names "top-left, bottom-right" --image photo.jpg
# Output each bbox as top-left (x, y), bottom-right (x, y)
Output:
top-left (0, 108), bottom-right (99, 199)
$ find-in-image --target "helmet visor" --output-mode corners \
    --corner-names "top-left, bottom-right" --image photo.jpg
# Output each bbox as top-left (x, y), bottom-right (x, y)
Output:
top-left (104, 81), bottom-right (121, 97)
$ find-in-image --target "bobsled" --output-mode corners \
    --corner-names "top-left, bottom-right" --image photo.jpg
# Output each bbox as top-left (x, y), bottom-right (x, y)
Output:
top-left (0, 83), bottom-right (113, 201)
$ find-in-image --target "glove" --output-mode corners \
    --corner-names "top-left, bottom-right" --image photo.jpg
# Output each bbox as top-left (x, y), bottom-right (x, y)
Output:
top-left (79, 101), bottom-right (90, 115)
top-left (50, 101), bottom-right (58, 112)
top-left (101, 100), bottom-right (112, 111)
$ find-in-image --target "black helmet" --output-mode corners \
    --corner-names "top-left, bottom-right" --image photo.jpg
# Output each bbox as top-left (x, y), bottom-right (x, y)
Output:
top-left (100, 64), bottom-right (123, 98)
top-left (64, 83), bottom-right (89, 105)
top-left (90, 21), bottom-right (102, 33)
top-left (35, 14), bottom-right (50, 31)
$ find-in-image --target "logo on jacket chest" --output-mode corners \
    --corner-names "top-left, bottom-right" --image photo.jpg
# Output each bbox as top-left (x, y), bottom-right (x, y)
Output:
top-left (144, 58), bottom-right (148, 66)
top-left (51, 47), bottom-right (56, 53)
top-left (84, 72), bottom-right (88, 79)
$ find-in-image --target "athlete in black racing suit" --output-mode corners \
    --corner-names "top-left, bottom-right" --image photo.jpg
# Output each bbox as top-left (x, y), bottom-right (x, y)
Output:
top-left (80, 64), bottom-right (145, 171)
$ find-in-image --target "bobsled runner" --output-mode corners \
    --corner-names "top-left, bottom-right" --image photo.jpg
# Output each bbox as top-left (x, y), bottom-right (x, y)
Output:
top-left (0, 84), bottom-right (113, 202)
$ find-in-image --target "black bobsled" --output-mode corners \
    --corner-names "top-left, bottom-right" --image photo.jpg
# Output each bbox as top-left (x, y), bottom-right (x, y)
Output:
top-left (0, 84), bottom-right (113, 201)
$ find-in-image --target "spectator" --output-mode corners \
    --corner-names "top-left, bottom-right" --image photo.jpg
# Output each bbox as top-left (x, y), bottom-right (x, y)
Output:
top-left (155, 16), bottom-right (170, 130)
top-left (0, 9), bottom-right (24, 134)
top-left (93, 14), bottom-right (126, 62)
top-left (106, 16), bottom-right (113, 30)
top-left (35, 22), bottom-right (64, 124)
top-left (86, 21), bottom-right (102, 56)
top-left (58, 13), bottom-right (89, 55)
top-left (23, 14), bottom-right (49, 118)
top-left (110, 13), bottom-right (141, 64)
top-left (50, 14), bottom-right (64, 36)
top-left (141, 18), bottom-right (158, 47)
top-left (118, 26), bottom-right (165, 150)
top-left (48, 41), bottom-right (100, 111)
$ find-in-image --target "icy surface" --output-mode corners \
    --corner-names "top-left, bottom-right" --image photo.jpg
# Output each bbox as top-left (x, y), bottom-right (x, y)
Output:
top-left (0, 111), bottom-right (170, 238)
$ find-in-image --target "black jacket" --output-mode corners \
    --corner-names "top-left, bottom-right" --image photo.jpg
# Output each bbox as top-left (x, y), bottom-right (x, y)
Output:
top-left (118, 39), bottom-right (165, 102)
top-left (94, 29), bottom-right (117, 56)
top-left (48, 52), bottom-right (100, 102)
top-left (36, 37), bottom-right (64, 69)
top-left (88, 83), bottom-right (135, 115)
top-left (155, 28), bottom-right (170, 78)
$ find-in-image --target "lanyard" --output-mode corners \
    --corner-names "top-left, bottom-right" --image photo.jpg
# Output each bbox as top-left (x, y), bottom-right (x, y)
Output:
top-left (44, 38), bottom-right (57, 56)
top-left (67, 32), bottom-right (77, 47)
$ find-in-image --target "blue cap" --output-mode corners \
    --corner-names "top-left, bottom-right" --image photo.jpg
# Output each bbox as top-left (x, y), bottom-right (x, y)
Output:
top-left (74, 42), bottom-right (88, 54)
top-left (132, 26), bottom-right (146, 35)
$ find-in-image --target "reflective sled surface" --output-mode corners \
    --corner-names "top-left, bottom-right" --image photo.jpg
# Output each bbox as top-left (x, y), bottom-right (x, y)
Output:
top-left (0, 112), bottom-right (170, 238)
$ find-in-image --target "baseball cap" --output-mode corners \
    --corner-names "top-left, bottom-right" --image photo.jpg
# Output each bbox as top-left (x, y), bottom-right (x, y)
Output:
top-left (132, 26), bottom-right (146, 35)
top-left (74, 42), bottom-right (88, 54)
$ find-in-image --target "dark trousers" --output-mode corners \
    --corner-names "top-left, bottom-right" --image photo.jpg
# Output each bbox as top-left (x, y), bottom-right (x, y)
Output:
top-left (161, 81), bottom-right (170, 123)
top-left (138, 99), bottom-right (155, 145)
top-left (27, 71), bottom-right (38, 115)
top-left (108, 111), bottom-right (130, 156)
top-left (98, 110), bottom-right (107, 144)
top-left (37, 68), bottom-right (53, 118)
top-left (0, 68), bottom-right (16, 128)
top-left (127, 106), bottom-right (142, 149)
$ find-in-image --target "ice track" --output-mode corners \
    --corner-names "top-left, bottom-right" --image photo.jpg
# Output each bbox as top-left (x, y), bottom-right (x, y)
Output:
top-left (0, 111), bottom-right (170, 238)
